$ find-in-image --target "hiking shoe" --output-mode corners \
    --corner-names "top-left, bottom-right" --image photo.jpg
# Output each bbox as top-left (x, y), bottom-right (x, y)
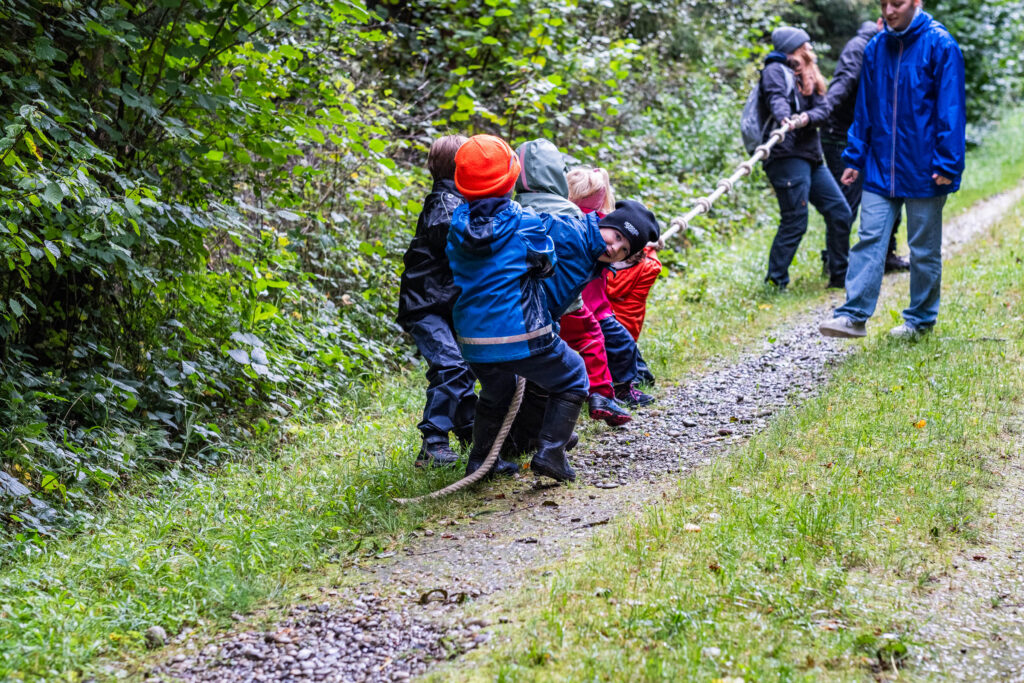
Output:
top-left (889, 322), bottom-right (930, 339)
top-left (615, 383), bottom-right (655, 408)
top-left (884, 253), bottom-right (911, 273)
top-left (819, 316), bottom-right (866, 338)
top-left (826, 276), bottom-right (845, 290)
top-left (588, 393), bottom-right (632, 427)
top-left (415, 440), bottom-right (460, 468)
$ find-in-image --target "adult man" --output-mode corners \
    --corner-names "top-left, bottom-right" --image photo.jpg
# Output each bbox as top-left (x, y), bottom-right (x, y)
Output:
top-left (822, 20), bottom-right (909, 274)
top-left (819, 0), bottom-right (966, 339)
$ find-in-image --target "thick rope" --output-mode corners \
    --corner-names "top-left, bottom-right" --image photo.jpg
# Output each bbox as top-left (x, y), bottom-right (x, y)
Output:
top-left (661, 120), bottom-right (797, 243)
top-left (395, 376), bottom-right (526, 504)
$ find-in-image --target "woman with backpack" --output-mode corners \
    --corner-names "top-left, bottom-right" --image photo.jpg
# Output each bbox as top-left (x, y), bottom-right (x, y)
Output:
top-left (759, 27), bottom-right (852, 291)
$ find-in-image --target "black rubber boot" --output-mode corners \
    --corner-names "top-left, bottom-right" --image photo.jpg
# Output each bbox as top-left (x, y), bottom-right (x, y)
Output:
top-left (465, 407), bottom-right (520, 478)
top-left (530, 393), bottom-right (584, 483)
top-left (453, 425), bottom-right (474, 451)
top-left (505, 381), bottom-right (547, 458)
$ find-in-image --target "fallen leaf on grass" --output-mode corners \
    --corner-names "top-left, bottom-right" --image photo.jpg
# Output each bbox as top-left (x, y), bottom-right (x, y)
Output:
top-left (684, 523), bottom-right (702, 532)
top-left (914, 419), bottom-right (927, 429)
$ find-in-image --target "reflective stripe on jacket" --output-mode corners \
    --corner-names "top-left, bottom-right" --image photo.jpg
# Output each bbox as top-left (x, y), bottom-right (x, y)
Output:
top-left (447, 198), bottom-right (557, 363)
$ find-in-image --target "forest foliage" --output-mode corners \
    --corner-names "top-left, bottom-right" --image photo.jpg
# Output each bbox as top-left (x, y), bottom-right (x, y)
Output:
top-left (2, 0), bottom-right (1022, 553)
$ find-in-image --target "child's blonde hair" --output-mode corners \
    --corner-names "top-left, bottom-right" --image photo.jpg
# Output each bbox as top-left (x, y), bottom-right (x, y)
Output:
top-left (567, 167), bottom-right (616, 215)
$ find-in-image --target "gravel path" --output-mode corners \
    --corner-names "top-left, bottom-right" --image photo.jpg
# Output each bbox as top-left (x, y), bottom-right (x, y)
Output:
top-left (145, 183), bottom-right (1024, 683)
top-left (907, 415), bottom-right (1024, 682)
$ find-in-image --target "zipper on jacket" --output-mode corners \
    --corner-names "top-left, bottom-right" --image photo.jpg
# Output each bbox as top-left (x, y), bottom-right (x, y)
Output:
top-left (890, 40), bottom-right (904, 198)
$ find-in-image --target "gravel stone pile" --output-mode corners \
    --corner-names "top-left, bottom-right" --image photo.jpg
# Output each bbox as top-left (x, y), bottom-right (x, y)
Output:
top-left (148, 596), bottom-right (448, 682)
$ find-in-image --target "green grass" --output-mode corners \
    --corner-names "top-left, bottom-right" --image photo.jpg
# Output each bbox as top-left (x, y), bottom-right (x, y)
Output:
top-left (2, 109), bottom-right (1024, 681)
top-left (432, 200), bottom-right (1024, 681)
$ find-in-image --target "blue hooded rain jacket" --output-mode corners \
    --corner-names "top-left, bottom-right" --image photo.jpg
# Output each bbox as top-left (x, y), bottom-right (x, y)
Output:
top-left (513, 138), bottom-right (608, 321)
top-left (446, 197), bottom-right (557, 364)
top-left (842, 10), bottom-right (966, 198)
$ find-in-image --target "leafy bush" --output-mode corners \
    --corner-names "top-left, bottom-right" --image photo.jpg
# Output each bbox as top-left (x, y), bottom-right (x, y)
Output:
top-left (2, 0), bottom-right (1022, 554)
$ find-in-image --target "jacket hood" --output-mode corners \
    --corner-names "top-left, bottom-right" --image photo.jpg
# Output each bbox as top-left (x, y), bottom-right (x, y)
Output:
top-left (448, 198), bottom-right (521, 257)
top-left (884, 9), bottom-right (930, 45)
top-left (857, 21), bottom-right (880, 40)
top-left (764, 50), bottom-right (789, 66)
top-left (514, 139), bottom-right (582, 218)
top-left (432, 177), bottom-right (459, 195)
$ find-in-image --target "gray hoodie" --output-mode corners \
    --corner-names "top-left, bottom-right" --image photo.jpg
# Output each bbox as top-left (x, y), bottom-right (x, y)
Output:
top-left (514, 139), bottom-right (583, 219)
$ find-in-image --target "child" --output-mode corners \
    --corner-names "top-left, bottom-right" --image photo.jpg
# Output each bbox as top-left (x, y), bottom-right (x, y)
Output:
top-left (513, 138), bottom-right (630, 428)
top-left (607, 245), bottom-right (663, 386)
top-left (448, 135), bottom-right (659, 482)
top-left (567, 168), bottom-right (657, 405)
top-left (396, 134), bottom-right (475, 468)
top-left (606, 246), bottom-right (663, 341)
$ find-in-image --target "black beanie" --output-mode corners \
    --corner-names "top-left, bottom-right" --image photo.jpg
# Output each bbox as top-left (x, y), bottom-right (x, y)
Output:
top-left (599, 200), bottom-right (661, 257)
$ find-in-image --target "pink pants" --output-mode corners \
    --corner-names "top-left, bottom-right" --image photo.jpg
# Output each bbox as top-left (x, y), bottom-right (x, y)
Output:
top-left (559, 304), bottom-right (614, 398)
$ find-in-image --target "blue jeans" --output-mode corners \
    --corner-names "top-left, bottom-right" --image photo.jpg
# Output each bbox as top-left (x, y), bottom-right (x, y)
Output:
top-left (469, 337), bottom-right (588, 418)
top-left (835, 191), bottom-right (947, 328)
top-left (822, 137), bottom-right (900, 254)
top-left (404, 313), bottom-right (477, 444)
top-left (765, 157), bottom-right (853, 285)
top-left (598, 316), bottom-right (638, 387)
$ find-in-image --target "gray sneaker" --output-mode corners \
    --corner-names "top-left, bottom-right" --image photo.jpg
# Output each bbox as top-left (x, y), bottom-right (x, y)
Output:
top-left (889, 322), bottom-right (929, 339)
top-left (819, 316), bottom-right (867, 338)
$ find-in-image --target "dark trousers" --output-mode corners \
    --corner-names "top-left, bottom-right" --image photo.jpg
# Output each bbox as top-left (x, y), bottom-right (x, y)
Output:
top-left (598, 316), bottom-right (639, 387)
top-left (822, 136), bottom-right (899, 253)
top-left (764, 157), bottom-right (853, 286)
top-left (636, 349), bottom-right (655, 386)
top-left (469, 337), bottom-right (588, 420)
top-left (403, 313), bottom-right (477, 445)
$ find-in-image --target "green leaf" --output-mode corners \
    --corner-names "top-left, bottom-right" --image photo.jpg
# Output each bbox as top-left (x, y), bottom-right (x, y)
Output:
top-left (42, 183), bottom-right (64, 206)
top-left (44, 240), bottom-right (61, 265)
top-left (205, 149), bottom-right (224, 161)
top-left (227, 349), bottom-right (250, 364)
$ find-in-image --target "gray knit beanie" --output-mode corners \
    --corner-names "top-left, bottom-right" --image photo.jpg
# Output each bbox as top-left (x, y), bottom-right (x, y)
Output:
top-left (772, 26), bottom-right (811, 54)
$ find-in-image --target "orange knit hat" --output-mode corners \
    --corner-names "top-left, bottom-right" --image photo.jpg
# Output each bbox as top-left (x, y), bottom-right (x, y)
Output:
top-left (454, 134), bottom-right (521, 200)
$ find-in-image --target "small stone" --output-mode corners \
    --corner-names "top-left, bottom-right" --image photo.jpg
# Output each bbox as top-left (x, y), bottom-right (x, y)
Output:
top-left (718, 428), bottom-right (733, 436)
top-left (702, 646), bottom-right (722, 658)
top-left (682, 419), bottom-right (698, 427)
top-left (241, 646), bottom-right (266, 661)
top-left (145, 625), bottom-right (168, 649)
top-left (296, 648), bottom-right (313, 661)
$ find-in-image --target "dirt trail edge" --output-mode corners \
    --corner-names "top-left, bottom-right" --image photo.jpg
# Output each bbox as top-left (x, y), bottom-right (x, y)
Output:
top-left (146, 184), bottom-right (1024, 683)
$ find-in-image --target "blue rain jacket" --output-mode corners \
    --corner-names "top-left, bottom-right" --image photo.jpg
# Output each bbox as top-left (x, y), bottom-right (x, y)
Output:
top-left (537, 211), bottom-right (607, 320)
top-left (512, 138), bottom-right (608, 321)
top-left (842, 10), bottom-right (966, 198)
top-left (446, 197), bottom-right (557, 363)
